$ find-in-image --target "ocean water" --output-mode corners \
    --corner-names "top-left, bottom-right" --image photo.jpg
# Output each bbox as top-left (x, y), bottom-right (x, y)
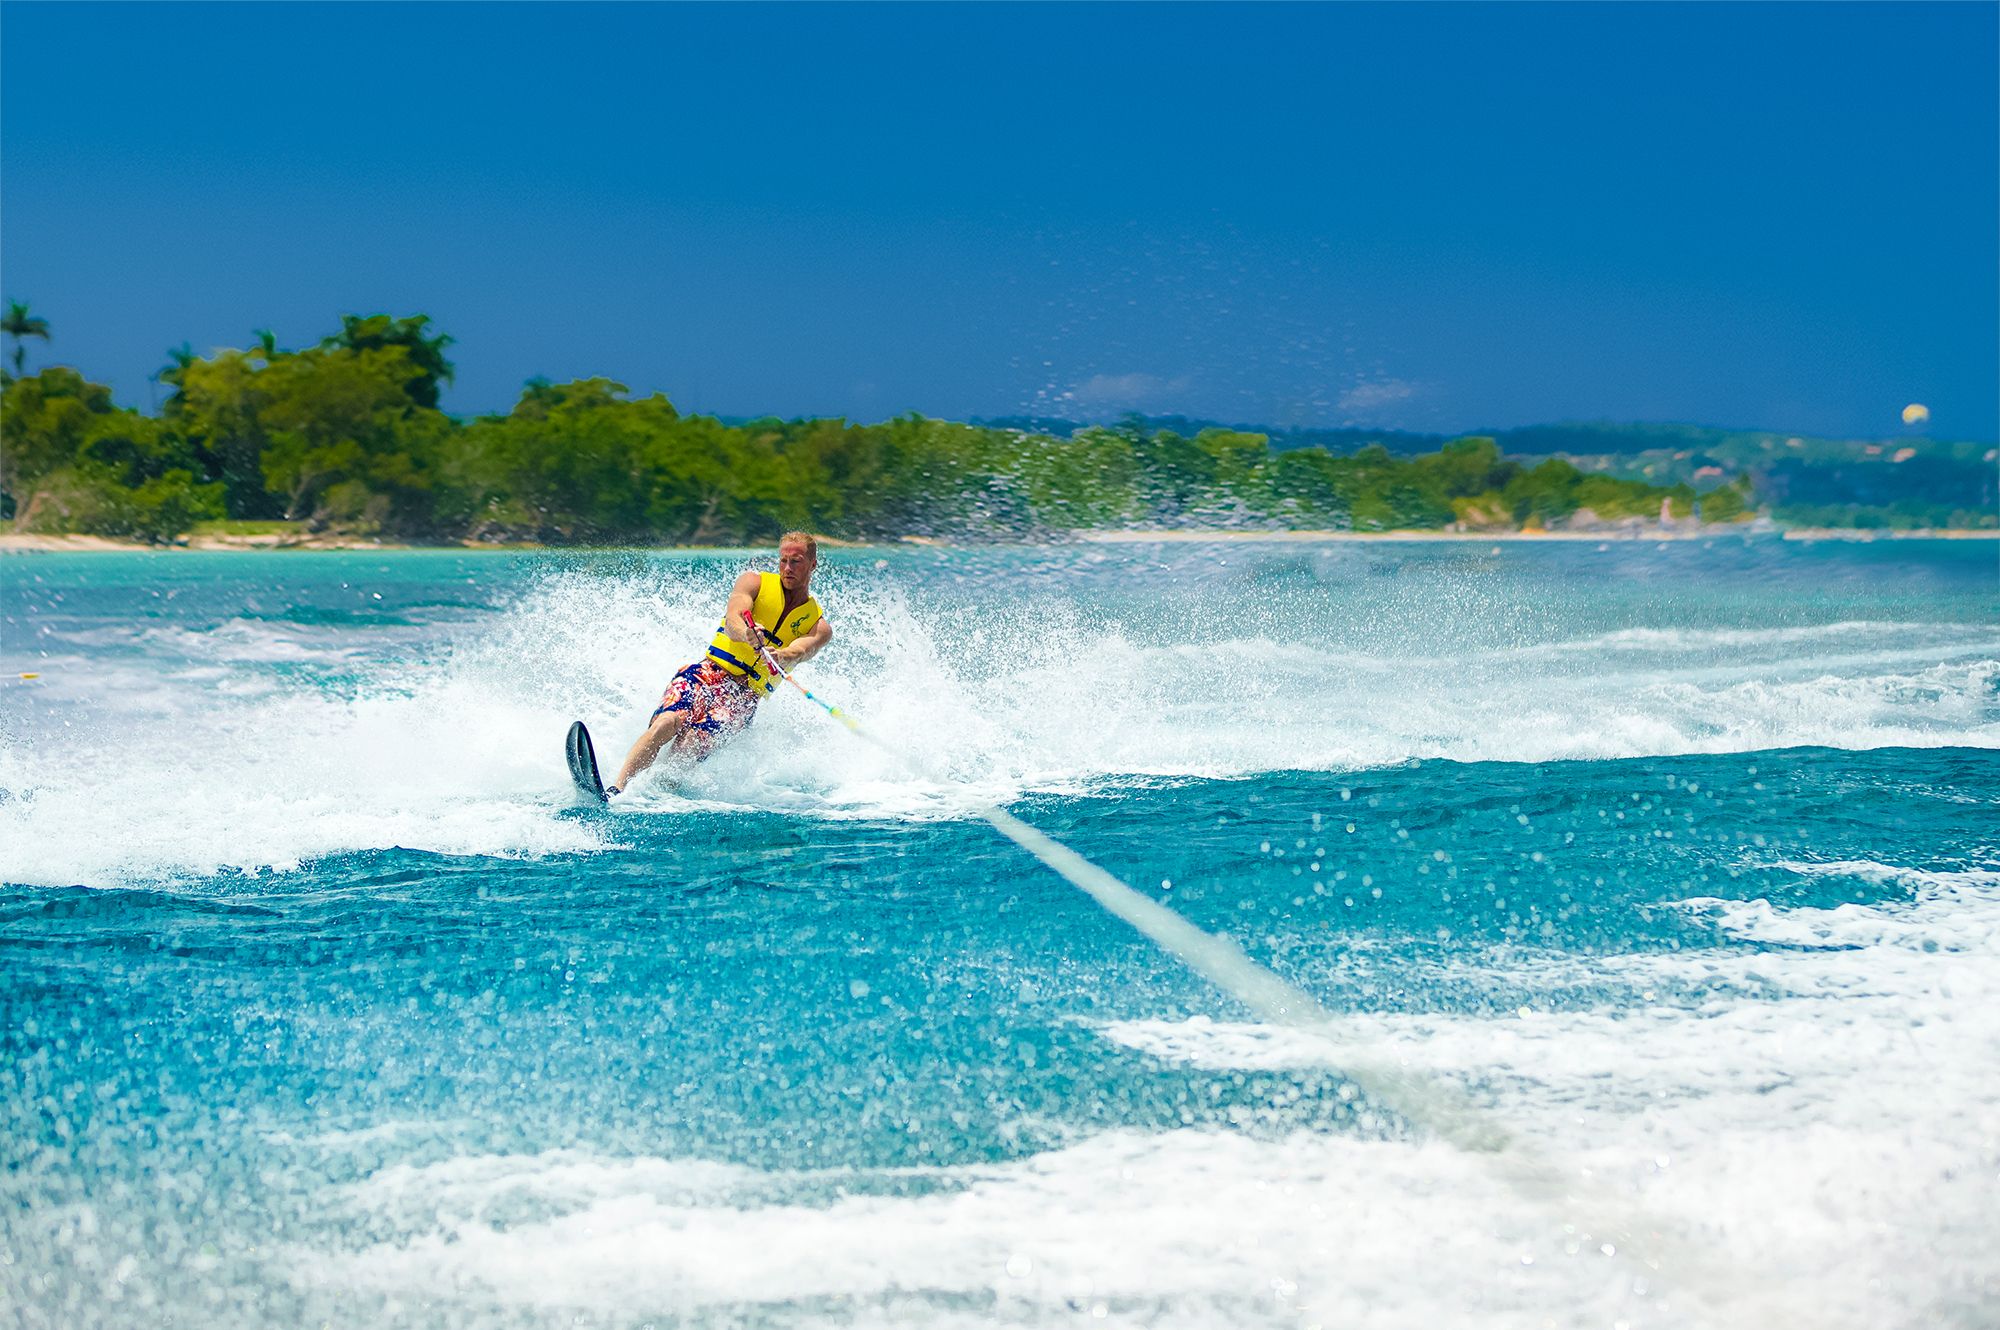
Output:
top-left (1, 538), bottom-right (1996, 1330)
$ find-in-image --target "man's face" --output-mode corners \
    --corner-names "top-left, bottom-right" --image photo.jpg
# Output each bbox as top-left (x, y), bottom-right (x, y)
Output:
top-left (777, 542), bottom-right (815, 590)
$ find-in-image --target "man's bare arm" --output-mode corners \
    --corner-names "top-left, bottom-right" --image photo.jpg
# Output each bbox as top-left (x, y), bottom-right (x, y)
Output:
top-left (721, 571), bottom-right (764, 644)
top-left (771, 618), bottom-right (832, 667)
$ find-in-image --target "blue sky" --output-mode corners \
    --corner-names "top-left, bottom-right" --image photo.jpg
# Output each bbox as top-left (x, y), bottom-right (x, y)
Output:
top-left (4, 2), bottom-right (1995, 438)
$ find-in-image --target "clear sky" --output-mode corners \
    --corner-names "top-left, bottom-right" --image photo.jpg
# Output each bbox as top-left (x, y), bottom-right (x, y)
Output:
top-left (3, 2), bottom-right (1995, 438)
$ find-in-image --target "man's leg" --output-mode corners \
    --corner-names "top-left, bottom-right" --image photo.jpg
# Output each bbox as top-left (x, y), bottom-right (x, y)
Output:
top-left (612, 710), bottom-right (687, 793)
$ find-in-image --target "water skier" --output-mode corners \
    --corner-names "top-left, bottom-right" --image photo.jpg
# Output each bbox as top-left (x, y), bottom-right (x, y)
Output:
top-left (604, 531), bottom-right (833, 796)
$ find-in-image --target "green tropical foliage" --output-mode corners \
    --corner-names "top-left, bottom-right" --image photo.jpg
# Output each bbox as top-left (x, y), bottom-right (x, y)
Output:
top-left (325, 314), bottom-right (454, 409)
top-left (10, 309), bottom-right (1978, 544)
top-left (3, 301), bottom-right (52, 375)
top-left (0, 365), bottom-right (223, 539)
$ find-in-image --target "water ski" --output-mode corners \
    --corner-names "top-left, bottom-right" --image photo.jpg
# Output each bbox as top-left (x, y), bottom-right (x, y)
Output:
top-left (566, 721), bottom-right (607, 805)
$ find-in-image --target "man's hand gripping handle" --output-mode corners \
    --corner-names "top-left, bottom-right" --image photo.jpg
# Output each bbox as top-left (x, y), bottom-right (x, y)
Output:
top-left (742, 610), bottom-right (782, 674)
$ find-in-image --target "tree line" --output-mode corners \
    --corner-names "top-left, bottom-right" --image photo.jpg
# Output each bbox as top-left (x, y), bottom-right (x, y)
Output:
top-left (1, 309), bottom-right (1746, 545)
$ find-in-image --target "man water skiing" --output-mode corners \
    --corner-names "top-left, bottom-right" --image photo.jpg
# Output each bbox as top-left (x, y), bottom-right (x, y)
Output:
top-left (604, 531), bottom-right (833, 796)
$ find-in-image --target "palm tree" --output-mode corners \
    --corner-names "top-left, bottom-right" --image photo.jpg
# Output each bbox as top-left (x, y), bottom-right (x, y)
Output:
top-left (252, 328), bottom-right (282, 362)
top-left (327, 313), bottom-right (456, 408)
top-left (158, 342), bottom-right (196, 390)
top-left (3, 301), bottom-right (51, 375)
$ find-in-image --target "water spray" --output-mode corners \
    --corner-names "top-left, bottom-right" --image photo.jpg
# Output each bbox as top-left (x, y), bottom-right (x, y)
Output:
top-left (740, 613), bottom-right (1749, 1328)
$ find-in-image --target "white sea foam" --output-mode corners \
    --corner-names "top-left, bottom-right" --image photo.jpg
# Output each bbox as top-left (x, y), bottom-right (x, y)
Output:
top-left (1514, 619), bottom-right (1984, 656)
top-left (1, 558), bottom-right (1994, 886)
top-left (297, 1131), bottom-right (1664, 1329)
top-left (1665, 859), bottom-right (2000, 960)
top-left (1088, 862), bottom-right (2000, 1329)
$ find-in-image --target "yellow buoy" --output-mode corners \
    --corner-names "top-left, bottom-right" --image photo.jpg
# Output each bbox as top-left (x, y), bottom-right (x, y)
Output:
top-left (1902, 403), bottom-right (1930, 426)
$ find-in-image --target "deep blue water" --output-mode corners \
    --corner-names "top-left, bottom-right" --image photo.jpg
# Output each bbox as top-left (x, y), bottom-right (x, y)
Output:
top-left (2, 539), bottom-right (1996, 1328)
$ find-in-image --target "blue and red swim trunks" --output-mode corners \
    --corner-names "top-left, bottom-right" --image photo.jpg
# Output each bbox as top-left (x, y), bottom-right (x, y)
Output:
top-left (651, 659), bottom-right (757, 736)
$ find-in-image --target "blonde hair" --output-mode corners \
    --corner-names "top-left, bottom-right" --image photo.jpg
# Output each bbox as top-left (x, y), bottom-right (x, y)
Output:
top-left (779, 531), bottom-right (818, 560)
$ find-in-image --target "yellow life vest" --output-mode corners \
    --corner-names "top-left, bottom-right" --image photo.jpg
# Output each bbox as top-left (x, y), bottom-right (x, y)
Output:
top-left (706, 571), bottom-right (822, 695)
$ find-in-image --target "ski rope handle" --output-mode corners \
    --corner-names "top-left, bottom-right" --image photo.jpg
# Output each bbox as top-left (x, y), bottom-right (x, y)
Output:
top-left (743, 609), bottom-right (861, 734)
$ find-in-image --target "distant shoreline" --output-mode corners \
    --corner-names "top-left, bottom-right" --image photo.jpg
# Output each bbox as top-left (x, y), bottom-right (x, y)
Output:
top-left (1075, 526), bottom-right (2000, 545)
top-left (0, 532), bottom-right (474, 553)
top-left (3, 526), bottom-right (1995, 554)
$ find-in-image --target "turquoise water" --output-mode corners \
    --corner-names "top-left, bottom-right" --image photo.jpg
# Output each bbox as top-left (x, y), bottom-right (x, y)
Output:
top-left (2, 539), bottom-right (1996, 1328)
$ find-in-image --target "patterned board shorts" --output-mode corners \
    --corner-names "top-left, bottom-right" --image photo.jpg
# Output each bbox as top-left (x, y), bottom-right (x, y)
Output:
top-left (652, 659), bottom-right (758, 736)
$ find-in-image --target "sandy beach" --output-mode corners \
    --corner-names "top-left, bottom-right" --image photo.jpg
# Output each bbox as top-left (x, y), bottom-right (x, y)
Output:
top-left (0, 532), bottom-right (463, 553)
